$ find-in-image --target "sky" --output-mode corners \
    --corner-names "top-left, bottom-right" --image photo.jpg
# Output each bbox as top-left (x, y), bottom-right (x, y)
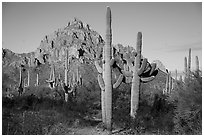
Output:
top-left (2, 2), bottom-right (202, 72)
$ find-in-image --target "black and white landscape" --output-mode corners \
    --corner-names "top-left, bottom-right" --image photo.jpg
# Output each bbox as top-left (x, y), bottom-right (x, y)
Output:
top-left (2, 2), bottom-right (202, 135)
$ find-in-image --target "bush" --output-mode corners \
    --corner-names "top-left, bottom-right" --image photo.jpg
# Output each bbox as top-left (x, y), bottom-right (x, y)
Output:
top-left (173, 72), bottom-right (202, 135)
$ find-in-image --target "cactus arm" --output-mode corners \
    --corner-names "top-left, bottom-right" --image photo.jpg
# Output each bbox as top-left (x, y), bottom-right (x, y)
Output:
top-left (121, 70), bottom-right (133, 77)
top-left (141, 76), bottom-right (155, 83)
top-left (149, 63), bottom-right (156, 75)
top-left (110, 58), bottom-right (115, 67)
top-left (46, 79), bottom-right (55, 83)
top-left (143, 62), bottom-right (151, 73)
top-left (98, 74), bottom-right (105, 91)
top-left (113, 74), bottom-right (124, 89)
top-left (94, 60), bottom-right (103, 74)
top-left (137, 58), bottom-right (147, 76)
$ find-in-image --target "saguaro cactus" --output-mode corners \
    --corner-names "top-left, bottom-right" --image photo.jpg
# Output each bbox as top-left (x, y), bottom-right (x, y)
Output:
top-left (27, 70), bottom-right (30, 87)
top-left (118, 32), bottom-right (157, 119)
top-left (130, 32), bottom-right (143, 119)
top-left (65, 48), bottom-right (69, 86)
top-left (104, 6), bottom-right (113, 131)
top-left (184, 57), bottom-right (187, 78)
top-left (175, 69), bottom-right (177, 81)
top-left (18, 66), bottom-right (24, 96)
top-left (168, 72), bottom-right (172, 93)
top-left (35, 73), bottom-right (39, 86)
top-left (164, 71), bottom-right (173, 94)
top-left (188, 48), bottom-right (191, 78)
top-left (46, 63), bottom-right (56, 89)
top-left (196, 56), bottom-right (199, 72)
top-left (62, 48), bottom-right (79, 102)
top-left (94, 7), bottom-right (124, 131)
top-left (165, 71), bottom-right (169, 94)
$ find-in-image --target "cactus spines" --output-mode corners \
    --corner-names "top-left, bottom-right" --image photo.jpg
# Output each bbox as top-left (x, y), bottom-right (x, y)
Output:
top-left (104, 6), bottom-right (112, 131)
top-left (130, 32), bottom-right (142, 119)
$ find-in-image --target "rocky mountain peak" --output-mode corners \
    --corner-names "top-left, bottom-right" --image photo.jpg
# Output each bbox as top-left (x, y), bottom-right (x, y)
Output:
top-left (35, 18), bottom-right (104, 66)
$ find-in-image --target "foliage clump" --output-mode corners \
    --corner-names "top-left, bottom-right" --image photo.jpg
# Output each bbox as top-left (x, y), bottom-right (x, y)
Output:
top-left (172, 72), bottom-right (202, 135)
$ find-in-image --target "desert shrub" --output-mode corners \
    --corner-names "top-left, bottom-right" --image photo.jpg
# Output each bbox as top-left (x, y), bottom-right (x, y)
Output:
top-left (112, 83), bottom-right (131, 128)
top-left (2, 109), bottom-right (69, 135)
top-left (72, 82), bottom-right (100, 115)
top-left (112, 81), bottom-right (175, 134)
top-left (173, 72), bottom-right (202, 135)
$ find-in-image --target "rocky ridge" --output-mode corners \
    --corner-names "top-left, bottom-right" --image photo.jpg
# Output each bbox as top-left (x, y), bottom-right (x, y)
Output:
top-left (2, 18), bottom-right (168, 94)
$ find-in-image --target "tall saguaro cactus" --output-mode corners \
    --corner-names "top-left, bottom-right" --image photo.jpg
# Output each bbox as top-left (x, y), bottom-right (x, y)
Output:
top-left (121, 32), bottom-right (157, 119)
top-left (62, 48), bottom-right (79, 102)
top-left (95, 6), bottom-right (158, 129)
top-left (184, 57), bottom-right (187, 78)
top-left (130, 32), bottom-right (142, 119)
top-left (168, 72), bottom-right (172, 93)
top-left (188, 48), bottom-right (191, 78)
top-left (65, 48), bottom-right (69, 86)
top-left (195, 56), bottom-right (199, 72)
top-left (26, 70), bottom-right (30, 87)
top-left (104, 6), bottom-right (112, 131)
top-left (175, 69), bottom-right (177, 81)
top-left (46, 63), bottom-right (56, 89)
top-left (23, 67), bottom-right (30, 88)
top-left (94, 7), bottom-right (124, 131)
top-left (165, 71), bottom-right (169, 94)
top-left (18, 66), bottom-right (24, 96)
top-left (35, 73), bottom-right (39, 86)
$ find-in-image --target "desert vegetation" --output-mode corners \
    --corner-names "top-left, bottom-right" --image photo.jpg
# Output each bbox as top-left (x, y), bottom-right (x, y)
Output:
top-left (2, 7), bottom-right (202, 135)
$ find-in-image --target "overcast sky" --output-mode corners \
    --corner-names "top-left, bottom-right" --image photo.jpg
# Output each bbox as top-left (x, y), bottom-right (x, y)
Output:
top-left (2, 2), bottom-right (202, 72)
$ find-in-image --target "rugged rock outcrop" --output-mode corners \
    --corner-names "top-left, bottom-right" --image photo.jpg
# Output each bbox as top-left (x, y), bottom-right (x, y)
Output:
top-left (2, 18), bottom-right (167, 98)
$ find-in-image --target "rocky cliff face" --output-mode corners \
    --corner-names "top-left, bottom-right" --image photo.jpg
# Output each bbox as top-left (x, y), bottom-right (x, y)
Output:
top-left (34, 18), bottom-right (104, 65)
